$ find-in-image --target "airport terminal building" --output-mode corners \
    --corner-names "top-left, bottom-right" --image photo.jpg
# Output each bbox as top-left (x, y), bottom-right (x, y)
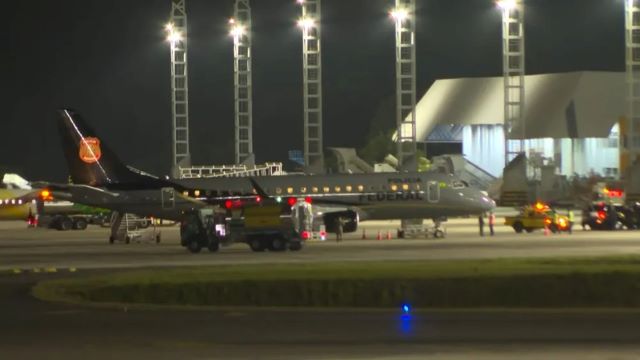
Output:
top-left (416, 71), bottom-right (623, 178)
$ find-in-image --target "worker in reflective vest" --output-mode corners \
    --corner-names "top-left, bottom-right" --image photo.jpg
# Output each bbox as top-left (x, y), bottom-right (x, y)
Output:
top-left (488, 211), bottom-right (496, 236)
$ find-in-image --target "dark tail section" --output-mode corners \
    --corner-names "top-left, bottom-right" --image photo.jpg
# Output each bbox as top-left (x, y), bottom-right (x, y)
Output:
top-left (57, 109), bottom-right (147, 186)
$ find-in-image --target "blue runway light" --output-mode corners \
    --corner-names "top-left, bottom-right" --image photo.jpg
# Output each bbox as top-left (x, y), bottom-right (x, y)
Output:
top-left (402, 304), bottom-right (410, 313)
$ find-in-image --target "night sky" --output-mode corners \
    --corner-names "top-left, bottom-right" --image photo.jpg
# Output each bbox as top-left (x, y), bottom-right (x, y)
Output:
top-left (4, 0), bottom-right (624, 181)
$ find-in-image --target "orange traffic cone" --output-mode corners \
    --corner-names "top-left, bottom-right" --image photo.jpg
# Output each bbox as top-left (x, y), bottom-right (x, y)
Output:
top-left (386, 230), bottom-right (392, 240)
top-left (376, 230), bottom-right (382, 240)
top-left (362, 229), bottom-right (367, 240)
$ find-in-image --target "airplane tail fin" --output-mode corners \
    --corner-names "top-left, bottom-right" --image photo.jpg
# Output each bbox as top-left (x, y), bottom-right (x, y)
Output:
top-left (56, 109), bottom-right (145, 186)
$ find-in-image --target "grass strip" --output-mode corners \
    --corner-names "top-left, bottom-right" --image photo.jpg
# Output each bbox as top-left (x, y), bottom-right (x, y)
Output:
top-left (33, 256), bottom-right (640, 308)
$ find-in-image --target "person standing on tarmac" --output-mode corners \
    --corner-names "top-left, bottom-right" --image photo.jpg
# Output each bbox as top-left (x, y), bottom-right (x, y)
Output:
top-left (567, 209), bottom-right (574, 234)
top-left (478, 213), bottom-right (485, 237)
top-left (335, 217), bottom-right (344, 242)
top-left (488, 211), bottom-right (496, 236)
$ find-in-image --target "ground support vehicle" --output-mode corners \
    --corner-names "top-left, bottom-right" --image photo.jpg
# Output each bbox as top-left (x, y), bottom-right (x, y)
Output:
top-left (109, 212), bottom-right (160, 244)
top-left (397, 219), bottom-right (446, 239)
top-left (504, 203), bottom-right (570, 233)
top-left (37, 214), bottom-right (90, 231)
top-left (582, 203), bottom-right (639, 230)
top-left (180, 200), bottom-right (313, 254)
top-left (35, 201), bottom-right (112, 231)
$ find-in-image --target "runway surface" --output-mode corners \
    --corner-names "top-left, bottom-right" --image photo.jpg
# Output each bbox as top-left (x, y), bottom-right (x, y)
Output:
top-left (2, 219), bottom-right (640, 359)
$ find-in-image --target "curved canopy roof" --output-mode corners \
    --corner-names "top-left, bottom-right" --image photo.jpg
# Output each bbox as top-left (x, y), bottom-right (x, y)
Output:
top-left (412, 71), bottom-right (624, 140)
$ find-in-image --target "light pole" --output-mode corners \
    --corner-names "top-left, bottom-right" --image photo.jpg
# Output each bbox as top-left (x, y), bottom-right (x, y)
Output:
top-left (230, 0), bottom-right (254, 165)
top-left (297, 0), bottom-right (324, 173)
top-left (498, 0), bottom-right (525, 167)
top-left (166, 0), bottom-right (190, 176)
top-left (391, 0), bottom-right (417, 172)
top-left (624, 0), bottom-right (640, 173)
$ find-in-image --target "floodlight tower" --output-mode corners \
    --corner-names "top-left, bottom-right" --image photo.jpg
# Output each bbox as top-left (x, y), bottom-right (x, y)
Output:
top-left (624, 0), bottom-right (640, 171)
top-left (166, 0), bottom-right (190, 175)
top-left (230, 0), bottom-right (254, 165)
top-left (391, 0), bottom-right (417, 171)
top-left (297, 0), bottom-right (324, 173)
top-left (498, 0), bottom-right (525, 166)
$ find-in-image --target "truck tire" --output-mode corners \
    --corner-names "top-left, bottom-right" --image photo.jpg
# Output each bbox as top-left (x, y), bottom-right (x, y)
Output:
top-left (73, 218), bottom-right (88, 230)
top-left (513, 221), bottom-right (524, 233)
top-left (249, 238), bottom-right (266, 252)
top-left (57, 217), bottom-right (73, 231)
top-left (187, 239), bottom-right (202, 253)
top-left (289, 242), bottom-right (303, 251)
top-left (434, 229), bottom-right (445, 238)
top-left (207, 240), bottom-right (220, 253)
top-left (269, 237), bottom-right (287, 252)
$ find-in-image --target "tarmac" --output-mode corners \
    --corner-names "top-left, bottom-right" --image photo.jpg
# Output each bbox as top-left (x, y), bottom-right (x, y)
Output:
top-left (1, 219), bottom-right (640, 359)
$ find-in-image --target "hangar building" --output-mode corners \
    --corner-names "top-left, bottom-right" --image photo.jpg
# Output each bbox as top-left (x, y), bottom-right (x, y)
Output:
top-left (414, 71), bottom-right (624, 178)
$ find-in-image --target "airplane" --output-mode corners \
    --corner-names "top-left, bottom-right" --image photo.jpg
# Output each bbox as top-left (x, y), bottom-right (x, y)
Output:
top-left (54, 109), bottom-right (495, 239)
top-left (0, 174), bottom-right (39, 221)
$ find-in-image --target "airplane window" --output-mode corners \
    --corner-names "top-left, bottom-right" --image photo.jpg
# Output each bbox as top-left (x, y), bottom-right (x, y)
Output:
top-left (402, 184), bottom-right (409, 191)
top-left (194, 190), bottom-right (201, 197)
top-left (358, 185), bottom-right (364, 192)
top-left (390, 184), bottom-right (398, 192)
top-left (287, 187), bottom-right (294, 194)
top-left (312, 187), bottom-right (319, 193)
top-left (335, 186), bottom-right (341, 192)
top-left (276, 187), bottom-right (282, 195)
top-left (323, 186), bottom-right (330, 193)
top-left (183, 191), bottom-right (189, 196)
top-left (345, 185), bottom-right (352, 192)
top-left (300, 186), bottom-right (307, 193)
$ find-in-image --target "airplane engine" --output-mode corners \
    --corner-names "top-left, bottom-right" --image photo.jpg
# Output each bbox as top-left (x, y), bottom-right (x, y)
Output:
top-left (323, 210), bottom-right (358, 233)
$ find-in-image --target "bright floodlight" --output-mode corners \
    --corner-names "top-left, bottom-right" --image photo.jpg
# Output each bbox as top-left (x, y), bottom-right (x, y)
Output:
top-left (297, 17), bottom-right (315, 29)
top-left (296, 0), bottom-right (305, 4)
top-left (497, 0), bottom-right (517, 10)
top-left (390, 8), bottom-right (408, 22)
top-left (165, 22), bottom-right (174, 31)
top-left (230, 24), bottom-right (246, 38)
top-left (166, 29), bottom-right (182, 43)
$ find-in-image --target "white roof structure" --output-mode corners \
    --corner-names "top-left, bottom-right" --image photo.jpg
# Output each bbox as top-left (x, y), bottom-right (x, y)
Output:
top-left (413, 71), bottom-right (625, 140)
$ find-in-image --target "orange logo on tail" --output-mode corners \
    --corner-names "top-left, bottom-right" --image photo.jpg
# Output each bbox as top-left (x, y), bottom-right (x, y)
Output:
top-left (79, 137), bottom-right (102, 164)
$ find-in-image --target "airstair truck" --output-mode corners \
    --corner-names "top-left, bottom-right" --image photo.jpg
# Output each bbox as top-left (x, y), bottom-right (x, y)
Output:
top-left (180, 199), bottom-right (312, 254)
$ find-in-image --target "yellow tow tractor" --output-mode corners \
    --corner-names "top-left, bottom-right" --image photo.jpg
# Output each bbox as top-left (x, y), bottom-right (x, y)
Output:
top-left (504, 202), bottom-right (570, 233)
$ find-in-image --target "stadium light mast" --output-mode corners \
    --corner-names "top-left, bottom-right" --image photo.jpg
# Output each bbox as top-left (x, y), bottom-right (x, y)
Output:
top-left (297, 0), bottom-right (324, 173)
top-left (498, 0), bottom-right (525, 167)
top-left (230, 0), bottom-right (254, 165)
top-left (391, 0), bottom-right (417, 171)
top-left (624, 0), bottom-right (640, 172)
top-left (166, 0), bottom-right (190, 176)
